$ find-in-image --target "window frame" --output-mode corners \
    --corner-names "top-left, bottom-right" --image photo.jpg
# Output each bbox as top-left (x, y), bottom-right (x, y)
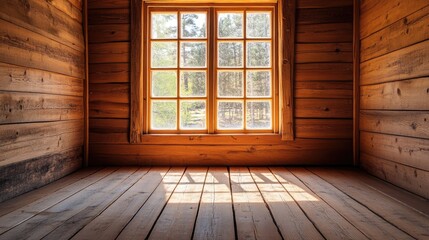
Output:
top-left (130, 0), bottom-right (294, 143)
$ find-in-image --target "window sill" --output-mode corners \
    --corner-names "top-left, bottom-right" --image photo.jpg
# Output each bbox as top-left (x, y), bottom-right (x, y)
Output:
top-left (135, 133), bottom-right (285, 145)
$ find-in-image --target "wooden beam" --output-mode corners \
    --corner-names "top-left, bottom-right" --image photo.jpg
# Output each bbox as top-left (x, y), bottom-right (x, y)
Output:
top-left (84, 0), bottom-right (89, 167)
top-left (280, 0), bottom-right (295, 141)
top-left (353, 0), bottom-right (360, 166)
top-left (130, 0), bottom-right (144, 143)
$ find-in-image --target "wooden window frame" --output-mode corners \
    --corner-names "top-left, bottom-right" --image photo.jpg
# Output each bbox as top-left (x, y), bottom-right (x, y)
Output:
top-left (130, 0), bottom-right (295, 143)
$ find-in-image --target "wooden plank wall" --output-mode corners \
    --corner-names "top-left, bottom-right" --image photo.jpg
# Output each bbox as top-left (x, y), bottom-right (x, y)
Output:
top-left (359, 0), bottom-right (429, 198)
top-left (88, 0), bottom-right (354, 165)
top-left (0, 0), bottom-right (85, 202)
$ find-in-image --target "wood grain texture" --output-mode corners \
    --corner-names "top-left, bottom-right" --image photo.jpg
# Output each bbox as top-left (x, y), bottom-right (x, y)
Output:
top-left (360, 0), bottom-right (428, 39)
top-left (312, 168), bottom-right (429, 238)
top-left (193, 167), bottom-right (235, 240)
top-left (117, 167), bottom-right (185, 240)
top-left (295, 119), bottom-right (353, 139)
top-left (88, 8), bottom-right (130, 25)
top-left (230, 167), bottom-right (282, 240)
top-left (296, 43), bottom-right (352, 63)
top-left (280, 0), bottom-right (295, 140)
top-left (0, 148), bottom-right (82, 203)
top-left (297, 7), bottom-right (353, 25)
top-left (297, 23), bottom-right (353, 43)
top-left (88, 0), bottom-right (129, 9)
top-left (360, 131), bottom-right (429, 171)
top-left (361, 5), bottom-right (429, 62)
top-left (89, 63), bottom-right (129, 83)
top-left (0, 19), bottom-right (85, 79)
top-left (89, 139), bottom-right (353, 166)
top-left (297, 0), bottom-right (353, 9)
top-left (360, 40), bottom-right (429, 85)
top-left (148, 167), bottom-right (207, 240)
top-left (296, 63), bottom-right (352, 81)
top-left (360, 77), bottom-right (429, 110)
top-left (0, 0), bottom-right (84, 51)
top-left (359, 0), bottom-right (429, 199)
top-left (88, 24), bottom-right (130, 43)
top-left (291, 168), bottom-right (413, 240)
top-left (295, 81), bottom-right (353, 98)
top-left (0, 92), bottom-right (84, 124)
top-left (360, 110), bottom-right (429, 139)
top-left (295, 99), bottom-right (353, 118)
top-left (0, 63), bottom-right (83, 96)
top-left (89, 42), bottom-right (130, 63)
top-left (250, 167), bottom-right (324, 240)
top-left (0, 0), bottom-right (85, 204)
top-left (271, 167), bottom-right (368, 240)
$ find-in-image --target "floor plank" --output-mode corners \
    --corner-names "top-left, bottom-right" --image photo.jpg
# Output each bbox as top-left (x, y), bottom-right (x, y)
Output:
top-left (290, 168), bottom-right (413, 239)
top-left (336, 168), bottom-right (429, 216)
top-left (0, 167), bottom-right (100, 217)
top-left (147, 167), bottom-right (207, 240)
top-left (71, 167), bottom-right (170, 240)
top-left (230, 167), bottom-right (282, 240)
top-left (116, 167), bottom-right (186, 240)
top-left (0, 167), bottom-right (427, 240)
top-left (0, 167), bottom-right (141, 240)
top-left (43, 168), bottom-right (149, 240)
top-left (311, 168), bottom-right (429, 239)
top-left (270, 167), bottom-right (368, 240)
top-left (250, 167), bottom-right (324, 240)
top-left (0, 168), bottom-right (114, 235)
top-left (193, 167), bottom-right (235, 240)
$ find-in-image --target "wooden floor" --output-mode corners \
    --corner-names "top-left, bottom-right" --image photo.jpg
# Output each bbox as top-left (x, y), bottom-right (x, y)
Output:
top-left (0, 167), bottom-right (428, 240)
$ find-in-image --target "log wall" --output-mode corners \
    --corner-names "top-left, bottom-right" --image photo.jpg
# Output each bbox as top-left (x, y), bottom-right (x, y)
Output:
top-left (359, 0), bottom-right (429, 198)
top-left (0, 0), bottom-right (85, 202)
top-left (88, 0), bottom-right (354, 165)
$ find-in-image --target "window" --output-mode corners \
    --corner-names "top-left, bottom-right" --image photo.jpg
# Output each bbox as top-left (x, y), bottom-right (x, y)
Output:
top-left (130, 0), bottom-right (296, 144)
top-left (146, 6), bottom-right (277, 134)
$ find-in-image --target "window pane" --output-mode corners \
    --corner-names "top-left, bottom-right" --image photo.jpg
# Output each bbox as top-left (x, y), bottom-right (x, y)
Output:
top-left (151, 42), bottom-right (177, 68)
top-left (151, 71), bottom-right (177, 97)
top-left (246, 101), bottom-right (271, 129)
top-left (218, 42), bottom-right (243, 67)
top-left (180, 100), bottom-right (206, 129)
top-left (181, 13), bottom-right (207, 38)
top-left (246, 41), bottom-right (270, 68)
top-left (217, 71), bottom-right (243, 97)
top-left (180, 71), bottom-right (206, 97)
top-left (217, 101), bottom-right (243, 129)
top-left (151, 100), bottom-right (177, 130)
top-left (246, 12), bottom-right (271, 38)
top-left (180, 42), bottom-right (207, 68)
top-left (246, 70), bottom-right (271, 97)
top-left (151, 13), bottom-right (177, 39)
top-left (218, 13), bottom-right (243, 38)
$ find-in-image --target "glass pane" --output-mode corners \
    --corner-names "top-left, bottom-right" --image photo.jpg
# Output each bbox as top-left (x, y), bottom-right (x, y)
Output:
top-left (246, 70), bottom-right (271, 97)
top-left (218, 42), bottom-right (243, 67)
top-left (218, 71), bottom-right (243, 97)
top-left (217, 101), bottom-right (243, 129)
top-left (151, 42), bottom-right (177, 68)
top-left (246, 12), bottom-right (271, 38)
top-left (151, 100), bottom-right (177, 130)
top-left (246, 101), bottom-right (271, 129)
top-left (180, 100), bottom-right (206, 129)
top-left (247, 41), bottom-right (270, 68)
top-left (180, 42), bottom-right (207, 68)
top-left (180, 71), bottom-right (206, 97)
top-left (151, 71), bottom-right (177, 97)
top-left (151, 13), bottom-right (177, 39)
top-left (181, 13), bottom-right (207, 38)
top-left (218, 13), bottom-right (243, 38)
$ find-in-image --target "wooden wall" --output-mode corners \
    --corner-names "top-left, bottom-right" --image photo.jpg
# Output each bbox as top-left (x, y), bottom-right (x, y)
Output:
top-left (359, 0), bottom-right (429, 198)
top-left (0, 0), bottom-right (85, 202)
top-left (88, 0), bottom-right (354, 165)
